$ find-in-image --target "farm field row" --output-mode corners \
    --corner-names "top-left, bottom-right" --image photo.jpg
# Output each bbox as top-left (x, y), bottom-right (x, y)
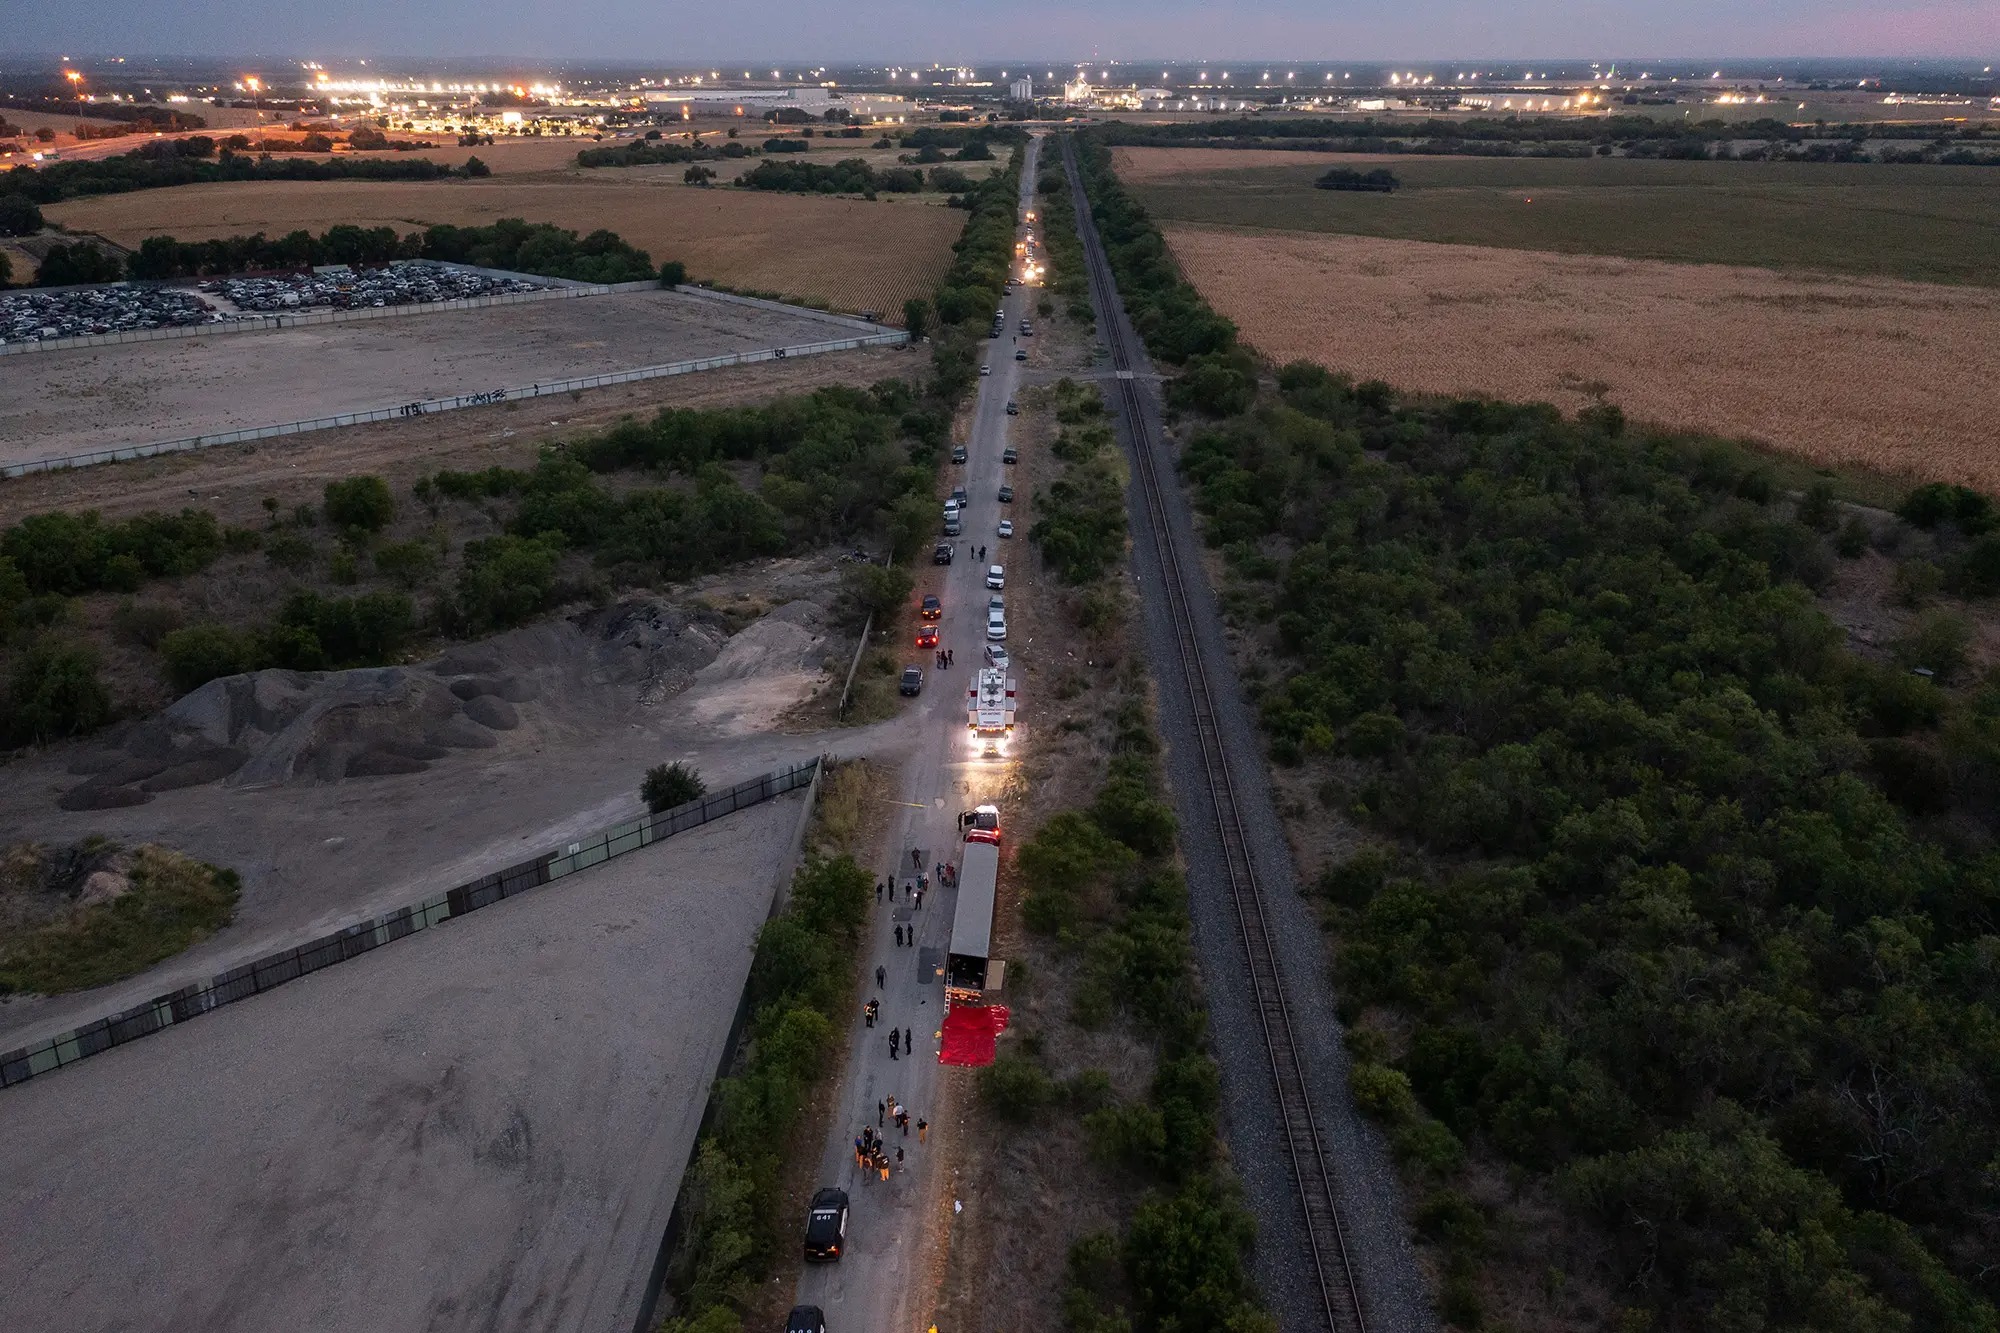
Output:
top-left (1162, 222), bottom-right (2000, 491)
top-left (1118, 147), bottom-right (2000, 287)
top-left (46, 174), bottom-right (967, 320)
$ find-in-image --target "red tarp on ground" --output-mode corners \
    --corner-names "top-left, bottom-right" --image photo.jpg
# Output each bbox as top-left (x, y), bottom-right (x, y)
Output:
top-left (938, 1003), bottom-right (1010, 1067)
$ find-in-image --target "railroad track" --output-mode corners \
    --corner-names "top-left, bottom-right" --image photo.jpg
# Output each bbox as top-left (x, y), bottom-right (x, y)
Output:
top-left (1058, 133), bottom-right (1368, 1333)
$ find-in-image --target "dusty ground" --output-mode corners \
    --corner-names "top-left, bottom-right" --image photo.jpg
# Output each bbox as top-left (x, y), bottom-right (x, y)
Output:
top-left (0, 343), bottom-right (907, 524)
top-left (0, 286), bottom-right (875, 468)
top-left (1163, 223), bottom-right (2000, 492)
top-left (47, 175), bottom-right (968, 318)
top-left (0, 567), bottom-right (916, 1051)
top-left (0, 790), bottom-right (802, 1333)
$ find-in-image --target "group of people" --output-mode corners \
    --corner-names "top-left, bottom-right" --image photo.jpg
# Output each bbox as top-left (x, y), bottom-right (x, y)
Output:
top-left (933, 860), bottom-right (959, 889)
top-left (935, 648), bottom-right (955, 670)
top-left (853, 1097), bottom-right (929, 1181)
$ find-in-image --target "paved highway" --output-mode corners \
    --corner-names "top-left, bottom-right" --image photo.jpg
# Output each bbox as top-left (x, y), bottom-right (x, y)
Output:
top-left (788, 132), bottom-right (1044, 1333)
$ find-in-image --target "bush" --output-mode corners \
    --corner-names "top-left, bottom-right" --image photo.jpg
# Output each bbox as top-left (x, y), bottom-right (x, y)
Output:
top-left (110, 599), bottom-right (183, 648)
top-left (1835, 515), bottom-right (1872, 558)
top-left (322, 475), bottom-right (395, 532)
top-left (1891, 609), bottom-right (1974, 684)
top-left (1898, 481), bottom-right (1993, 533)
top-left (4, 639), bottom-right (112, 745)
top-left (980, 1051), bottom-right (1056, 1121)
top-left (0, 193), bottom-right (43, 237)
top-left (840, 561), bottom-right (913, 625)
top-left (265, 531), bottom-right (314, 573)
top-left (372, 537), bottom-right (441, 588)
top-left (643, 761), bottom-right (707, 812)
top-left (456, 532), bottom-right (564, 630)
top-left (0, 846), bottom-right (240, 996)
top-left (158, 622), bottom-right (256, 693)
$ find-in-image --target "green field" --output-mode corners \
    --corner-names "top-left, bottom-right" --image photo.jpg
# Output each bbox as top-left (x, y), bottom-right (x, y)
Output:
top-left (1129, 154), bottom-right (2000, 286)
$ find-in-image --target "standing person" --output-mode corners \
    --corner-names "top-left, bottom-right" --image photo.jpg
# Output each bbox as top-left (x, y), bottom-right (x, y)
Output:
top-left (897, 1108), bottom-right (910, 1136)
top-left (876, 880), bottom-right (884, 903)
top-left (890, 1029), bottom-right (901, 1059)
top-left (896, 1146), bottom-right (906, 1167)
top-left (878, 1100), bottom-right (885, 1127)
top-left (904, 1026), bottom-right (913, 1054)
top-left (918, 1118), bottom-right (929, 1143)
top-left (915, 885), bottom-right (924, 910)
top-left (894, 925), bottom-right (903, 947)
top-left (876, 964), bottom-right (886, 989)
top-left (911, 848), bottom-right (922, 870)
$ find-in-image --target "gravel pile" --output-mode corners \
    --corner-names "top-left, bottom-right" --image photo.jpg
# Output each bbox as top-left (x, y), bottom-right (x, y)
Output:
top-left (0, 286), bottom-right (222, 344)
top-left (203, 262), bottom-right (550, 312)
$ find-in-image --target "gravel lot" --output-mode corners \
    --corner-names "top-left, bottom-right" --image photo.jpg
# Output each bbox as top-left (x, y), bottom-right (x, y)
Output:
top-left (0, 286), bottom-right (870, 468)
top-left (1078, 172), bottom-right (1436, 1332)
top-left (0, 792), bottom-right (798, 1333)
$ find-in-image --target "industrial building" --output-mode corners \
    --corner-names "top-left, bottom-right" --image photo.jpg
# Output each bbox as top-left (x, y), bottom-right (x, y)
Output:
top-left (638, 85), bottom-right (911, 120)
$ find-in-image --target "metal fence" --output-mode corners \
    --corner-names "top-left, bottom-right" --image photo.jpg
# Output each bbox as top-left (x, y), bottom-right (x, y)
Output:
top-left (0, 757), bottom-right (822, 1090)
top-left (1, 332), bottom-right (910, 478)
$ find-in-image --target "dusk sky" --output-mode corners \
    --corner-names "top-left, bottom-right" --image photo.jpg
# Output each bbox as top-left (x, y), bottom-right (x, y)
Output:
top-left (13, 0), bottom-right (2000, 63)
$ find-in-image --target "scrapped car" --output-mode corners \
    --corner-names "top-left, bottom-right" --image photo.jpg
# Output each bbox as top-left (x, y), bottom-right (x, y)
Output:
top-left (803, 1188), bottom-right (849, 1262)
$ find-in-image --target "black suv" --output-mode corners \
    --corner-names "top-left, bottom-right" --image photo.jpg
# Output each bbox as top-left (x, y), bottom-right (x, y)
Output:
top-left (900, 666), bottom-right (924, 697)
top-left (998, 485), bottom-right (1014, 503)
top-left (787, 1307), bottom-right (828, 1333)
top-left (803, 1187), bottom-right (849, 1261)
top-left (1003, 447), bottom-right (1019, 464)
top-left (951, 444), bottom-right (968, 463)
top-left (933, 542), bottom-right (954, 565)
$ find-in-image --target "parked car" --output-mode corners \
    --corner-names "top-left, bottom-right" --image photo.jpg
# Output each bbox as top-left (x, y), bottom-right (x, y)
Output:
top-left (952, 444), bottom-right (968, 463)
top-left (920, 594), bottom-right (942, 620)
top-left (1015, 348), bottom-right (1027, 361)
top-left (787, 1308), bottom-right (828, 1333)
top-left (1020, 320), bottom-right (1033, 334)
top-left (984, 643), bottom-right (1010, 670)
top-left (1003, 447), bottom-right (1019, 464)
top-left (986, 609), bottom-right (1008, 641)
top-left (803, 1187), bottom-right (849, 1262)
top-left (998, 485), bottom-right (1014, 503)
top-left (915, 624), bottom-right (939, 649)
top-left (986, 564), bottom-right (1005, 590)
top-left (1005, 402), bottom-right (1019, 416)
top-left (998, 519), bottom-right (1014, 538)
top-left (951, 486), bottom-right (968, 508)
top-left (988, 593), bottom-right (1005, 612)
top-left (899, 666), bottom-right (924, 697)
top-left (980, 364), bottom-right (992, 376)
top-left (933, 542), bottom-right (954, 565)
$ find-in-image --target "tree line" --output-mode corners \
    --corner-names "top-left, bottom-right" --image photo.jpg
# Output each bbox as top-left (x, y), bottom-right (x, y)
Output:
top-left (1099, 113), bottom-right (2000, 147)
top-left (1073, 122), bottom-right (2000, 1331)
top-left (125, 217), bottom-right (660, 284)
top-left (2, 138), bottom-right (483, 205)
top-left (736, 157), bottom-right (974, 197)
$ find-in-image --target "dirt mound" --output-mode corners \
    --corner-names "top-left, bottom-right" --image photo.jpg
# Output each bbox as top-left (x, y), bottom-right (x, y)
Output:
top-left (52, 596), bottom-right (810, 808)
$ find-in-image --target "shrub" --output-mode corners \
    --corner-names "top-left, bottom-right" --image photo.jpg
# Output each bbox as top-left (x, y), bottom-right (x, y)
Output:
top-left (5, 639), bottom-right (112, 745)
top-left (322, 475), bottom-right (395, 532)
top-left (643, 761), bottom-right (707, 812)
top-left (1348, 1061), bottom-right (1420, 1123)
top-left (456, 532), bottom-right (564, 630)
top-left (1834, 515), bottom-right (1871, 558)
top-left (0, 846), bottom-right (240, 996)
top-left (158, 622), bottom-right (257, 693)
top-left (1898, 481), bottom-right (1993, 533)
top-left (372, 537), bottom-right (441, 588)
top-left (110, 599), bottom-right (183, 648)
top-left (980, 1050), bottom-right (1056, 1121)
top-left (0, 193), bottom-right (44, 237)
top-left (840, 561), bottom-right (913, 625)
top-left (265, 531), bottom-right (315, 573)
top-left (1891, 610), bottom-right (1975, 684)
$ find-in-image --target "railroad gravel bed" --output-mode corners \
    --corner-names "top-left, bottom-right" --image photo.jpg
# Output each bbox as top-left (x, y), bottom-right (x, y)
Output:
top-left (1070, 142), bottom-right (1434, 1333)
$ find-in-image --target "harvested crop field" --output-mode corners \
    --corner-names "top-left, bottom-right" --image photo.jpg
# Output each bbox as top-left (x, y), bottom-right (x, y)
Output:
top-left (1121, 147), bottom-right (2000, 287)
top-left (48, 177), bottom-right (967, 318)
top-left (1162, 223), bottom-right (2000, 491)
